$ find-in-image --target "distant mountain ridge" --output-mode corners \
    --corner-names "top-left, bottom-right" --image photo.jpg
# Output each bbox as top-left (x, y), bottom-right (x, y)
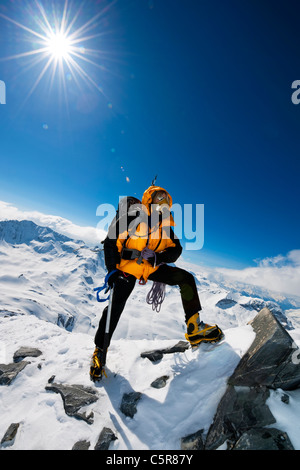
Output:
top-left (0, 220), bottom-right (76, 245)
top-left (0, 219), bottom-right (297, 331)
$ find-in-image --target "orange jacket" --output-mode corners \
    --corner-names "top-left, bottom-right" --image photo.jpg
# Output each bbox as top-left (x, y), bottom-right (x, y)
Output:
top-left (116, 186), bottom-right (177, 281)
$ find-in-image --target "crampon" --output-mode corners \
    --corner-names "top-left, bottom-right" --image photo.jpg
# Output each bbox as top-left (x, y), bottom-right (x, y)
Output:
top-left (90, 347), bottom-right (107, 382)
top-left (185, 314), bottom-right (224, 350)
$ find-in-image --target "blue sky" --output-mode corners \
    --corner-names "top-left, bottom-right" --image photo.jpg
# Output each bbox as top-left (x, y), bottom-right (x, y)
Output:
top-left (0, 0), bottom-right (300, 270)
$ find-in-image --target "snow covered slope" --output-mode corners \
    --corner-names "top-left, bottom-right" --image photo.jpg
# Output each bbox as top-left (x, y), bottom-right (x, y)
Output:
top-left (0, 220), bottom-right (106, 333)
top-left (0, 220), bottom-right (300, 450)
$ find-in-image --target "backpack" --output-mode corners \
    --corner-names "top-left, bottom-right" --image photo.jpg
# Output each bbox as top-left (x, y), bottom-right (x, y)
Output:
top-left (104, 196), bottom-right (142, 242)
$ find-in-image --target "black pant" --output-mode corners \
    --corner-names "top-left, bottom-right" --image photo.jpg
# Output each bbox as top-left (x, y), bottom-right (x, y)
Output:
top-left (94, 265), bottom-right (202, 349)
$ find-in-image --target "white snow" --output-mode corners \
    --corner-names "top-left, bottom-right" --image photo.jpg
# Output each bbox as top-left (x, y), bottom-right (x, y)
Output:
top-left (0, 219), bottom-right (300, 450)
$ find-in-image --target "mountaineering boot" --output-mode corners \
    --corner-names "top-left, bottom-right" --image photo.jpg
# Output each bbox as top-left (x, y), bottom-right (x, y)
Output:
top-left (90, 347), bottom-right (107, 382)
top-left (185, 313), bottom-right (223, 348)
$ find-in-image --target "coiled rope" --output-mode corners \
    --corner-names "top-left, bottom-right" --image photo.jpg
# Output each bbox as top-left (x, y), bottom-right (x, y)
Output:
top-left (146, 281), bottom-right (166, 313)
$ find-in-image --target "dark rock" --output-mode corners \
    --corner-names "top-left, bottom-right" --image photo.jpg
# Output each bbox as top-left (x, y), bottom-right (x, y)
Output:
top-left (13, 347), bottom-right (42, 363)
top-left (204, 309), bottom-right (298, 451)
top-left (1, 423), bottom-right (20, 446)
top-left (57, 313), bottom-right (75, 331)
top-left (141, 341), bottom-right (189, 362)
top-left (233, 427), bottom-right (294, 450)
top-left (120, 392), bottom-right (142, 418)
top-left (228, 308), bottom-right (300, 390)
top-left (216, 299), bottom-right (237, 309)
top-left (72, 440), bottom-right (91, 450)
top-left (84, 276), bottom-right (93, 285)
top-left (94, 427), bottom-right (117, 450)
top-left (205, 385), bottom-right (276, 450)
top-left (141, 350), bottom-right (163, 362)
top-left (151, 375), bottom-right (170, 389)
top-left (0, 309), bottom-right (22, 318)
top-left (281, 393), bottom-right (290, 404)
top-left (165, 341), bottom-right (190, 354)
top-left (0, 361), bottom-right (29, 385)
top-left (45, 382), bottom-right (98, 423)
top-left (181, 429), bottom-right (204, 450)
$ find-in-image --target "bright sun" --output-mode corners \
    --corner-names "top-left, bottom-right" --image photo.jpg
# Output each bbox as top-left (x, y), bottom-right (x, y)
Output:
top-left (0, 0), bottom-right (113, 100)
top-left (46, 32), bottom-right (72, 60)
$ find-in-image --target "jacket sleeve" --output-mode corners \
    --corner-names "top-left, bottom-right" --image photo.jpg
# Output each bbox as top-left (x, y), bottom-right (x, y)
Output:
top-left (103, 236), bottom-right (121, 273)
top-left (102, 214), bottom-right (123, 272)
top-left (155, 228), bottom-right (182, 265)
top-left (103, 211), bottom-right (141, 271)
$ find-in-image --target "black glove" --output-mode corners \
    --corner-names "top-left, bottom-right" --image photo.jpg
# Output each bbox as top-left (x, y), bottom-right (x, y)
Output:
top-left (107, 270), bottom-right (120, 288)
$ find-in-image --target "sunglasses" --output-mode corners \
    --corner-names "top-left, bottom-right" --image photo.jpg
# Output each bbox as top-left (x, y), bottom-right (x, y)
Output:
top-left (152, 190), bottom-right (170, 206)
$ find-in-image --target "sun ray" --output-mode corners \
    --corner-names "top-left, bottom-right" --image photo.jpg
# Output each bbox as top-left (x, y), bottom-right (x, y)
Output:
top-left (0, 12), bottom-right (47, 42)
top-left (27, 55), bottom-right (55, 99)
top-left (34, 0), bottom-right (54, 37)
top-left (0, 47), bottom-right (50, 62)
top-left (69, 32), bottom-right (104, 45)
top-left (67, 0), bottom-right (117, 41)
top-left (64, 2), bottom-right (85, 37)
top-left (68, 50), bottom-right (106, 70)
top-left (49, 58), bottom-right (59, 90)
top-left (68, 12), bottom-right (103, 41)
top-left (64, 56), bottom-right (82, 90)
top-left (60, 0), bottom-right (69, 34)
top-left (12, 55), bottom-right (55, 116)
top-left (66, 53), bottom-right (101, 91)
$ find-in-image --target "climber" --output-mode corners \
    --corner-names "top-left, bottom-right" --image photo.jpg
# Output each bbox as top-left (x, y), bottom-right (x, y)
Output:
top-left (90, 186), bottom-right (223, 381)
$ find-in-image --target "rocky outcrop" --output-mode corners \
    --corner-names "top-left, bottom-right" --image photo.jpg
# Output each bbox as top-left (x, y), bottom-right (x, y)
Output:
top-left (0, 346), bottom-right (43, 385)
top-left (45, 382), bottom-right (98, 424)
top-left (72, 439), bottom-right (91, 450)
top-left (57, 312), bottom-right (75, 331)
top-left (120, 392), bottom-right (142, 418)
top-left (141, 340), bottom-right (189, 362)
top-left (181, 429), bottom-right (204, 450)
top-left (204, 308), bottom-right (300, 450)
top-left (151, 375), bottom-right (170, 389)
top-left (72, 426), bottom-right (118, 450)
top-left (94, 427), bottom-right (118, 450)
top-left (1, 423), bottom-right (20, 447)
top-left (204, 385), bottom-right (276, 449)
top-left (13, 347), bottom-right (42, 363)
top-left (0, 361), bottom-right (29, 385)
top-left (233, 427), bottom-right (294, 450)
top-left (228, 307), bottom-right (300, 390)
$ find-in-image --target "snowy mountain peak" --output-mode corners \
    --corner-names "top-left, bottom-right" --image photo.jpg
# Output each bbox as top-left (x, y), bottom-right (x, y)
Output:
top-left (0, 220), bottom-right (75, 246)
top-left (0, 218), bottom-right (106, 333)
